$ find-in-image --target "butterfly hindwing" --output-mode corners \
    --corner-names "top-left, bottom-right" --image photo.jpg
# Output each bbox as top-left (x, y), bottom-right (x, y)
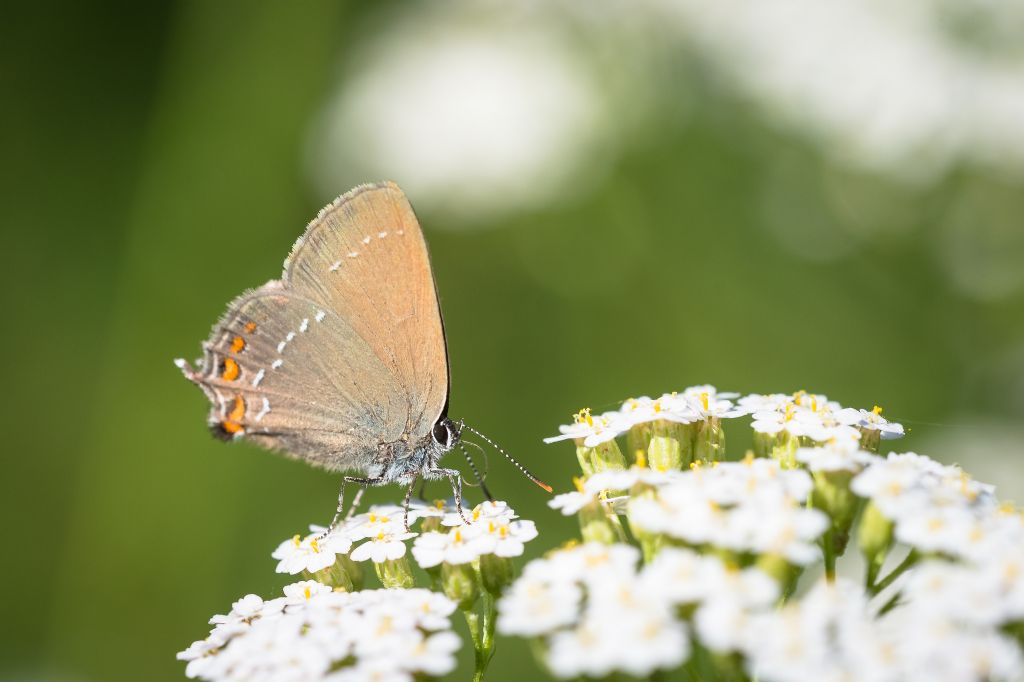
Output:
top-left (179, 183), bottom-right (450, 473)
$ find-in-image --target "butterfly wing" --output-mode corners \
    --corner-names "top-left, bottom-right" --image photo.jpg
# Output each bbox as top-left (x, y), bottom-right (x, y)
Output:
top-left (178, 182), bottom-right (450, 473)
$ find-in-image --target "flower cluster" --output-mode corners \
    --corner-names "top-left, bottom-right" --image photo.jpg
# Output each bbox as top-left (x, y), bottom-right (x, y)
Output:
top-left (177, 583), bottom-right (459, 681)
top-left (181, 498), bottom-right (539, 681)
top-left (179, 383), bottom-right (1023, 681)
top-left (503, 385), bottom-right (1024, 680)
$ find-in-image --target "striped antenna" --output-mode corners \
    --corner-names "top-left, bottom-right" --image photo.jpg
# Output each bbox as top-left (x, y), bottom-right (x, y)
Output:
top-left (459, 441), bottom-right (494, 501)
top-left (462, 424), bottom-right (553, 493)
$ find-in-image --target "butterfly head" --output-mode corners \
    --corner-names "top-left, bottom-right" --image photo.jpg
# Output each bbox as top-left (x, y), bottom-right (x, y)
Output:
top-left (431, 417), bottom-right (463, 451)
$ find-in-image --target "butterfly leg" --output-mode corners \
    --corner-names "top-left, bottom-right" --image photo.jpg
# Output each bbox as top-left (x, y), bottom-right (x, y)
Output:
top-left (322, 475), bottom-right (384, 537)
top-left (401, 477), bottom-right (418, 532)
top-left (428, 467), bottom-right (471, 525)
top-left (345, 485), bottom-right (367, 521)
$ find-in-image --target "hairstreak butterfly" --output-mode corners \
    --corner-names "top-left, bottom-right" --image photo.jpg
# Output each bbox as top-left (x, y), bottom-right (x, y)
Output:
top-left (176, 182), bottom-right (550, 531)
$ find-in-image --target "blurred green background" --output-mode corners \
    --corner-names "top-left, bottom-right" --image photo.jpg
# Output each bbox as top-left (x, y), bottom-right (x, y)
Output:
top-left (4, 1), bottom-right (1023, 679)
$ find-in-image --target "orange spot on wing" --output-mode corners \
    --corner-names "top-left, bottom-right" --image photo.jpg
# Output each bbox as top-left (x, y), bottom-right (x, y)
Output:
top-left (221, 395), bottom-right (246, 435)
top-left (244, 321), bottom-right (257, 333)
top-left (230, 336), bottom-right (246, 354)
top-left (228, 395), bottom-right (246, 422)
top-left (221, 357), bottom-right (240, 381)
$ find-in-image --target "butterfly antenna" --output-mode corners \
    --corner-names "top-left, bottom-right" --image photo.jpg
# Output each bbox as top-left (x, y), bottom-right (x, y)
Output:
top-left (462, 424), bottom-right (553, 493)
top-left (459, 441), bottom-right (494, 501)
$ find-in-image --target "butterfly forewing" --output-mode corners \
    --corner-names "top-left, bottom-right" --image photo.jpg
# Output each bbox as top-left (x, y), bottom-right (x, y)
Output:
top-left (284, 182), bottom-right (449, 440)
top-left (180, 182), bottom-right (450, 473)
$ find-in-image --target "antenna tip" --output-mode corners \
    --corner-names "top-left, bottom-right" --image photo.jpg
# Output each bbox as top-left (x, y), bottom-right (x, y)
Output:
top-left (535, 479), bottom-right (554, 493)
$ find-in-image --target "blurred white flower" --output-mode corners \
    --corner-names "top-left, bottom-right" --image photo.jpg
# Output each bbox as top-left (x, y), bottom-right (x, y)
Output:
top-left (837, 406), bottom-right (906, 439)
top-left (647, 0), bottom-right (1024, 181)
top-left (497, 574), bottom-right (583, 636)
top-left (310, 9), bottom-right (610, 223)
top-left (797, 439), bottom-right (880, 473)
top-left (741, 578), bottom-right (900, 682)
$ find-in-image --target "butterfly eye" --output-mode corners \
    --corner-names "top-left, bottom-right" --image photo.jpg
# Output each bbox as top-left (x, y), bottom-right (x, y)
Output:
top-left (432, 420), bottom-right (451, 447)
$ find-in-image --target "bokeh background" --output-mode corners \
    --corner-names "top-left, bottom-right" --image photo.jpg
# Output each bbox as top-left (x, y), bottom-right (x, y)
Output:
top-left (4, 1), bottom-right (1024, 679)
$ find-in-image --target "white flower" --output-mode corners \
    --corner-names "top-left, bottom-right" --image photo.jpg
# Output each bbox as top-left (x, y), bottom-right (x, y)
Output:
top-left (411, 527), bottom-right (486, 568)
top-left (346, 509), bottom-right (410, 540)
top-left (544, 407), bottom-right (632, 447)
top-left (497, 575), bottom-right (583, 636)
top-left (325, 658), bottom-right (408, 682)
top-left (852, 452), bottom-right (997, 524)
top-left (683, 390), bottom-right (748, 420)
top-left (282, 580), bottom-right (334, 604)
top-left (180, 586), bottom-right (459, 681)
top-left (548, 489), bottom-right (594, 516)
top-left (619, 394), bottom-right (699, 426)
top-left (797, 439), bottom-right (879, 472)
top-left (740, 578), bottom-right (899, 682)
top-left (837, 406), bottom-right (905, 439)
top-left (474, 519), bottom-right (539, 558)
top-left (441, 499), bottom-right (515, 527)
top-left (349, 531), bottom-right (416, 563)
top-left (392, 630), bottom-right (460, 676)
top-left (543, 542), bottom-right (641, 586)
top-left (626, 459), bottom-right (826, 562)
top-left (273, 531), bottom-right (352, 575)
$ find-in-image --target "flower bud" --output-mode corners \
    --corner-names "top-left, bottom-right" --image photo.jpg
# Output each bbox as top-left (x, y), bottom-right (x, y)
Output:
top-left (578, 499), bottom-right (617, 545)
top-left (648, 420), bottom-right (684, 471)
top-left (694, 417), bottom-right (726, 463)
top-left (479, 554), bottom-right (515, 597)
top-left (374, 556), bottom-right (415, 589)
top-left (626, 422), bottom-right (653, 466)
top-left (441, 562), bottom-right (480, 610)
top-left (590, 440), bottom-right (627, 473)
top-left (857, 427), bottom-right (881, 453)
top-left (575, 444), bottom-right (596, 476)
top-left (771, 431), bottom-right (799, 469)
top-left (857, 501), bottom-right (893, 566)
top-left (810, 470), bottom-right (858, 555)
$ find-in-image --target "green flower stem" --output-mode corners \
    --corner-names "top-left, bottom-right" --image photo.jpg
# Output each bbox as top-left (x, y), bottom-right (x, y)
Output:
top-left (869, 550), bottom-right (919, 596)
top-left (821, 529), bottom-right (837, 582)
top-left (464, 590), bottom-right (497, 682)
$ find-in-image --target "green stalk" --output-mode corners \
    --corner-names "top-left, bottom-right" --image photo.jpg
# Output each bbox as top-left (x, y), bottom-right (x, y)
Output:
top-left (869, 550), bottom-right (919, 596)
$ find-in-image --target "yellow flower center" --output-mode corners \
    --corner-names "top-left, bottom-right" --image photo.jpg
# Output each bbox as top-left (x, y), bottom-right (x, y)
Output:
top-left (872, 405), bottom-right (883, 415)
top-left (310, 538), bottom-right (320, 553)
top-left (303, 586), bottom-right (311, 599)
top-left (700, 392), bottom-right (709, 411)
top-left (292, 534), bottom-right (301, 547)
top-left (572, 475), bottom-right (586, 493)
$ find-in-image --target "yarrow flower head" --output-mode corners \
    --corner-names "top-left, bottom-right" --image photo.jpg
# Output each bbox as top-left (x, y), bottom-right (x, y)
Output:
top-left (181, 382), bottom-right (1022, 682)
top-left (178, 583), bottom-right (459, 681)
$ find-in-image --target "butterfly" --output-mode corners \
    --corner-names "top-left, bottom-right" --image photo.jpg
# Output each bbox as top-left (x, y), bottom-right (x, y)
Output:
top-left (176, 182), bottom-right (549, 531)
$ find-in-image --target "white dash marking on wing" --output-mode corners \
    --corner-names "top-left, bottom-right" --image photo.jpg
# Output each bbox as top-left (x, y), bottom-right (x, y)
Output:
top-left (362, 235), bottom-right (372, 245)
top-left (347, 251), bottom-right (359, 258)
top-left (329, 260), bottom-right (342, 272)
top-left (271, 359), bottom-right (283, 370)
top-left (252, 368), bottom-right (265, 387)
top-left (397, 229), bottom-right (405, 235)
top-left (378, 231), bottom-right (388, 238)
top-left (285, 331), bottom-right (296, 342)
top-left (276, 340), bottom-right (287, 353)
top-left (299, 318), bottom-right (309, 333)
top-left (315, 310), bottom-right (326, 322)
top-left (255, 397), bottom-right (271, 422)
